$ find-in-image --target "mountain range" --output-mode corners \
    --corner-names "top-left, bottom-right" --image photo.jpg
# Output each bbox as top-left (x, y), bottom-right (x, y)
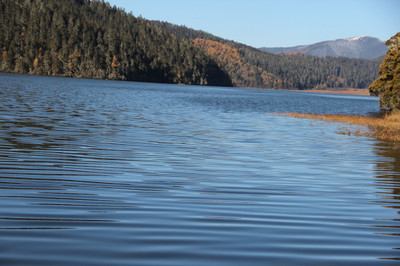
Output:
top-left (260, 36), bottom-right (388, 60)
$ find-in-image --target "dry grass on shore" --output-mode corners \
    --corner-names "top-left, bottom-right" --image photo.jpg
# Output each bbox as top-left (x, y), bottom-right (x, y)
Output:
top-left (281, 111), bottom-right (400, 142)
top-left (297, 88), bottom-right (370, 96)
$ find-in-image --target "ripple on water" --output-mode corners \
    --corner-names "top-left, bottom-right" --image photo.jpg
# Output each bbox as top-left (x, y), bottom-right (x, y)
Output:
top-left (0, 74), bottom-right (399, 265)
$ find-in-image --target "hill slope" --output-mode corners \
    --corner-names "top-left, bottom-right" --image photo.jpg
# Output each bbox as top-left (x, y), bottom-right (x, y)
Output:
top-left (0, 0), bottom-right (232, 86)
top-left (154, 21), bottom-right (381, 89)
top-left (260, 36), bottom-right (388, 59)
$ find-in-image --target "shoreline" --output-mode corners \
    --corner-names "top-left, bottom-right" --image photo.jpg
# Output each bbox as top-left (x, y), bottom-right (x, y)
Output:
top-left (244, 86), bottom-right (371, 96)
top-left (273, 88), bottom-right (370, 96)
top-left (288, 88), bottom-right (370, 96)
top-left (280, 111), bottom-right (400, 143)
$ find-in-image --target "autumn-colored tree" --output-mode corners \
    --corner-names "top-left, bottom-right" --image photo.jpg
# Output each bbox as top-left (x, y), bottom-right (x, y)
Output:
top-left (111, 55), bottom-right (118, 68)
top-left (33, 57), bottom-right (39, 68)
top-left (1, 50), bottom-right (7, 61)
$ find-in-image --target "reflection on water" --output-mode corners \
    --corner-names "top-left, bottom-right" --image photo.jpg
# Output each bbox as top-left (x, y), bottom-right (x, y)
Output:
top-left (371, 143), bottom-right (400, 261)
top-left (0, 73), bottom-right (399, 265)
top-left (374, 142), bottom-right (400, 208)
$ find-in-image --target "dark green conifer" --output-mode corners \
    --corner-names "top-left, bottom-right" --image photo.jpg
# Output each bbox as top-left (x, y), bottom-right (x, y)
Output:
top-left (369, 33), bottom-right (400, 109)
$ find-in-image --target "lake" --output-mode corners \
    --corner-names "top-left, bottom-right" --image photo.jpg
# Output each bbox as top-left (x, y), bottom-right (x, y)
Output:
top-left (0, 73), bottom-right (399, 265)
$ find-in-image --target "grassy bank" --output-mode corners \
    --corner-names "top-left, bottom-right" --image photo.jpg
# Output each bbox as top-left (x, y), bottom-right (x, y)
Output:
top-left (296, 88), bottom-right (370, 96)
top-left (281, 111), bottom-right (400, 142)
top-left (253, 88), bottom-right (370, 96)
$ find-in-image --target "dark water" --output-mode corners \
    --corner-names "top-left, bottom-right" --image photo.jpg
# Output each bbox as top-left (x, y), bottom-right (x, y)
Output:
top-left (1, 73), bottom-right (399, 265)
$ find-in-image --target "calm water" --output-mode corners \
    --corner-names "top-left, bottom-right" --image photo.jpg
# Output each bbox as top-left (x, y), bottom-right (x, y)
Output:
top-left (1, 73), bottom-right (399, 265)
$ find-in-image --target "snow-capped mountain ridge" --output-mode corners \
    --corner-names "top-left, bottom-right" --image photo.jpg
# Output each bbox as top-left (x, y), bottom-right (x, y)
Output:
top-left (260, 36), bottom-right (387, 59)
top-left (345, 36), bottom-right (369, 41)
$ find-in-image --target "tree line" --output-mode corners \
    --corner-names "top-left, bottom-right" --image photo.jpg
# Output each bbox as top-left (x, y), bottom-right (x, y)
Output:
top-left (0, 0), bottom-right (232, 86)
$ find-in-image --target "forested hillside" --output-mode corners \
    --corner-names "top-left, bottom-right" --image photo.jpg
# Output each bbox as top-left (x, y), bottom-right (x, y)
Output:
top-left (0, 0), bottom-right (232, 86)
top-left (0, 0), bottom-right (381, 90)
top-left (154, 21), bottom-right (381, 89)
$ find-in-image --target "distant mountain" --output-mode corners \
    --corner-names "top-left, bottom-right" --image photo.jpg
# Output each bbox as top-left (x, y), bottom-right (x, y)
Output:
top-left (260, 36), bottom-right (388, 59)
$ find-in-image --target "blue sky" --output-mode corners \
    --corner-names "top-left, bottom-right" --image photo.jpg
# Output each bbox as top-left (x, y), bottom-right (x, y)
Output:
top-left (107, 0), bottom-right (400, 48)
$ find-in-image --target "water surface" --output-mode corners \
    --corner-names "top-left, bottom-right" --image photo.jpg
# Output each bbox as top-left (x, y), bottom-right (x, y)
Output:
top-left (0, 73), bottom-right (399, 265)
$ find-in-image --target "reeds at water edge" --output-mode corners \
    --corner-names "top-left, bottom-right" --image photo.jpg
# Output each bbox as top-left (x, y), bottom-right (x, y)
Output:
top-left (280, 110), bottom-right (400, 142)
